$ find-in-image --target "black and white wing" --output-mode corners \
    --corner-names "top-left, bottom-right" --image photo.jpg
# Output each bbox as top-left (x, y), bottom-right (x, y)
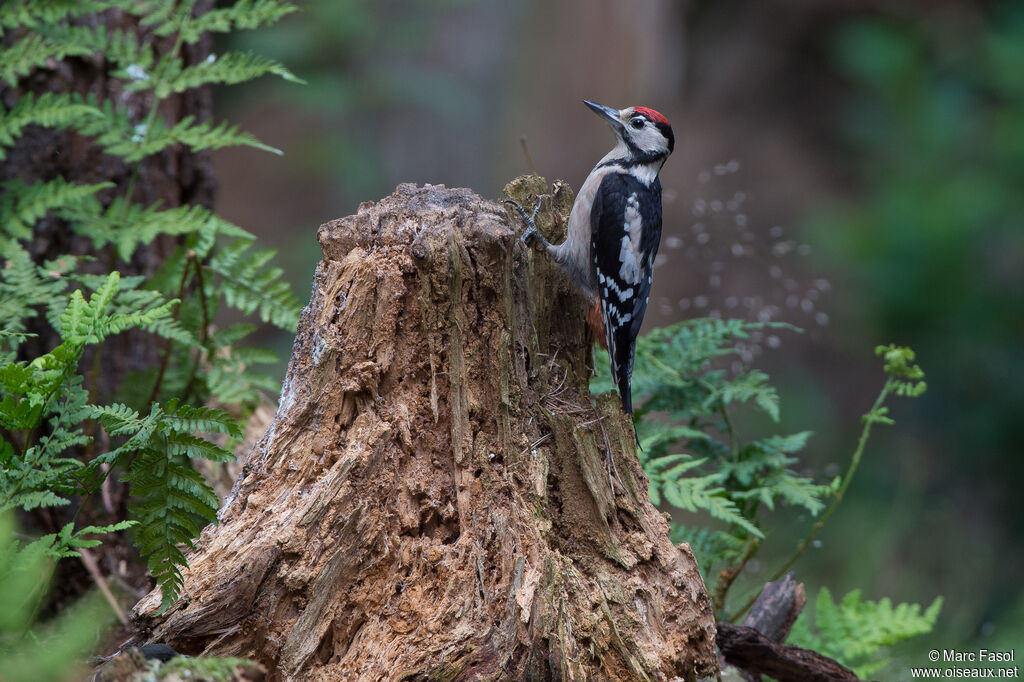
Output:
top-left (591, 173), bottom-right (663, 414)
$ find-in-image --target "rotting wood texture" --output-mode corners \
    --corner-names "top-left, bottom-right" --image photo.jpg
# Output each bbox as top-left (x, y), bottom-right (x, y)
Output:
top-left (131, 176), bottom-right (718, 681)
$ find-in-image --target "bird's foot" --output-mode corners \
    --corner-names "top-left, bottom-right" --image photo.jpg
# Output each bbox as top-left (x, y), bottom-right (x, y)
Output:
top-left (504, 195), bottom-right (552, 248)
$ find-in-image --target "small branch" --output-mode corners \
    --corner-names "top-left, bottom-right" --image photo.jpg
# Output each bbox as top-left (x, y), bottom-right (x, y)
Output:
top-left (717, 622), bottom-right (859, 682)
top-left (519, 136), bottom-right (536, 175)
top-left (100, 462), bottom-right (115, 514)
top-left (713, 538), bottom-right (759, 613)
top-left (729, 380), bottom-right (894, 622)
top-left (79, 547), bottom-right (129, 626)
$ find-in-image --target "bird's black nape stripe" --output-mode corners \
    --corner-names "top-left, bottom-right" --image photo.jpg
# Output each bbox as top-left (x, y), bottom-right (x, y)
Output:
top-left (655, 121), bottom-right (674, 154)
top-left (598, 152), bottom-right (666, 170)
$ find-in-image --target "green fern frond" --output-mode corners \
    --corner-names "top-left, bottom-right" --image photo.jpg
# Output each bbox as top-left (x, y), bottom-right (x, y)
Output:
top-left (163, 402), bottom-right (242, 439)
top-left (0, 34), bottom-right (87, 84)
top-left (210, 323), bottom-right (258, 347)
top-left (57, 273), bottom-right (118, 345)
top-left (160, 51), bottom-right (303, 94)
top-left (206, 239), bottom-right (300, 329)
top-left (670, 523), bottom-right (747, 576)
top-left (74, 199), bottom-right (220, 261)
top-left (148, 0), bottom-right (299, 44)
top-left (35, 23), bottom-right (156, 75)
top-left (1, 0), bottom-right (300, 614)
top-left (0, 0), bottom-right (113, 36)
top-left (68, 98), bottom-right (283, 162)
top-left (710, 369), bottom-right (780, 421)
top-left (49, 519), bottom-right (138, 559)
top-left (98, 115), bottom-right (282, 162)
top-left (145, 316), bottom-right (200, 348)
top-left (658, 473), bottom-right (764, 538)
top-left (167, 433), bottom-right (234, 461)
top-left (2, 490), bottom-right (70, 514)
top-left (0, 93), bottom-right (100, 160)
top-left (206, 345), bottom-right (280, 408)
top-left (788, 588), bottom-right (943, 677)
top-left (92, 398), bottom-right (241, 608)
top-left (129, 449), bottom-right (221, 610)
top-left (0, 245), bottom-right (76, 342)
top-left (98, 300), bottom-right (178, 340)
top-left (0, 22), bottom-right (155, 85)
top-left (0, 178), bottom-right (111, 241)
top-left (89, 403), bottom-right (143, 435)
top-left (46, 272), bottom-right (177, 348)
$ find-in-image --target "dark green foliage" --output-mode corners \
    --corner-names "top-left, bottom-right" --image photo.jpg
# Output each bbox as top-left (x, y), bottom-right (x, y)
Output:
top-left (814, 7), bottom-right (1024, 642)
top-left (593, 319), bottom-right (831, 573)
top-left (789, 587), bottom-right (943, 678)
top-left (0, 514), bottom-right (112, 682)
top-left (1, 0), bottom-right (300, 610)
top-left (593, 322), bottom-right (939, 674)
top-left (92, 400), bottom-right (239, 609)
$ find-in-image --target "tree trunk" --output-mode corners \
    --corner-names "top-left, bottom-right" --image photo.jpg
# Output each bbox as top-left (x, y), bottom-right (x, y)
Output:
top-left (131, 176), bottom-right (718, 681)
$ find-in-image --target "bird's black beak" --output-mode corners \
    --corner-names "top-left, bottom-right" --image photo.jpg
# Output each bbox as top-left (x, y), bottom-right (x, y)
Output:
top-left (583, 100), bottom-right (623, 131)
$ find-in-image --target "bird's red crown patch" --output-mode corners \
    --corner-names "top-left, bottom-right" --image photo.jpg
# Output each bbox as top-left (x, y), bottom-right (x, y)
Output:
top-left (634, 106), bottom-right (669, 126)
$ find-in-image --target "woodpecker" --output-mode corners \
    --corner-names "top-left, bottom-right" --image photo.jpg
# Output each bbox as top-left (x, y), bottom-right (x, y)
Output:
top-left (509, 100), bottom-right (674, 416)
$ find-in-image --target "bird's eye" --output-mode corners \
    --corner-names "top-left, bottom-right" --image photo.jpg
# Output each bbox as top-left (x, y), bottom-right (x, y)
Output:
top-left (630, 117), bottom-right (645, 129)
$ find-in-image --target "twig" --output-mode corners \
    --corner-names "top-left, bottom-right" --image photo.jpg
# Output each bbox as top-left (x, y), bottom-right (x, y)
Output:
top-left (714, 538), bottom-right (759, 613)
top-left (519, 136), bottom-right (537, 175)
top-left (100, 462), bottom-right (115, 514)
top-left (79, 547), bottom-right (129, 626)
top-left (518, 433), bottom-right (552, 457)
top-left (717, 622), bottom-right (859, 681)
top-left (729, 379), bottom-right (894, 622)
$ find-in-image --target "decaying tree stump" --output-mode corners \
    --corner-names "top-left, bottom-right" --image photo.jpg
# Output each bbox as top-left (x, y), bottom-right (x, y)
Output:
top-left (131, 176), bottom-right (718, 681)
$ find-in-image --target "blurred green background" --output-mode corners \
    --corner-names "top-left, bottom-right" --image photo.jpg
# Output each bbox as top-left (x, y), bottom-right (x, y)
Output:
top-left (211, 0), bottom-right (1023, 675)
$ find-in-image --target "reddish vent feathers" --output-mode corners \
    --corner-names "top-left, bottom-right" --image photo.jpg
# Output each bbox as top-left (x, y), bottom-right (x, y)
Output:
top-left (586, 300), bottom-right (608, 350)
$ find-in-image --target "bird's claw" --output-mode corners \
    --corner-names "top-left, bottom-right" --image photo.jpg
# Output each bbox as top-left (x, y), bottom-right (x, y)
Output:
top-left (504, 195), bottom-right (551, 248)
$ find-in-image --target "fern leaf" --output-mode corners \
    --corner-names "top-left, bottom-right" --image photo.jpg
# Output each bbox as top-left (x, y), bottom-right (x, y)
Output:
top-left (0, 93), bottom-right (100, 160)
top-left (789, 588), bottom-right (943, 678)
top-left (707, 369), bottom-right (780, 421)
top-left (162, 51), bottom-right (303, 94)
top-left (74, 199), bottom-right (229, 261)
top-left (163, 404), bottom-right (242, 439)
top-left (53, 519), bottom-right (137, 557)
top-left (0, 1), bottom-right (114, 35)
top-left (0, 245), bottom-right (73, 343)
top-left (0, 178), bottom-right (111, 240)
top-left (0, 490), bottom-right (68, 514)
top-left (0, 34), bottom-right (85, 84)
top-left (153, 0), bottom-right (299, 44)
top-left (206, 243), bottom-right (300, 330)
top-left (57, 290), bottom-right (92, 346)
top-left (99, 115), bottom-right (282, 162)
top-left (166, 433), bottom-right (234, 462)
top-left (130, 450), bottom-right (220, 610)
top-left (129, 450), bottom-right (215, 603)
top-left (661, 474), bottom-right (764, 538)
top-left (670, 523), bottom-right (747, 575)
top-left (90, 403), bottom-right (143, 436)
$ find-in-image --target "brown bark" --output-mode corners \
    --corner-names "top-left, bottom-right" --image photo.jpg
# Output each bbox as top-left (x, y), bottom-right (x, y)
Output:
top-left (716, 623), bottom-right (859, 682)
top-left (740, 574), bottom-right (806, 644)
top-left (130, 176), bottom-right (718, 680)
